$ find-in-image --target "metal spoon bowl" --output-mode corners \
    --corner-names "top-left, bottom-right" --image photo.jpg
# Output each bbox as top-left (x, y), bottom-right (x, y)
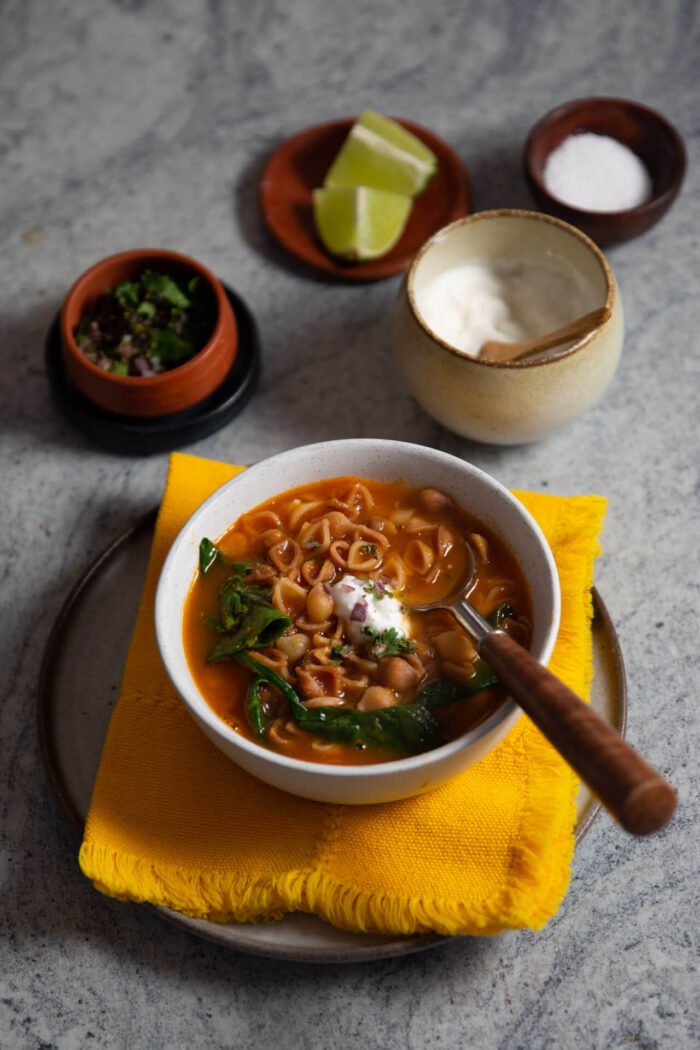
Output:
top-left (404, 546), bottom-right (677, 836)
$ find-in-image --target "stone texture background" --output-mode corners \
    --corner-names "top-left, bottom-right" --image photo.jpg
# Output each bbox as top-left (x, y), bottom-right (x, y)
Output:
top-left (1, 1), bottom-right (698, 1047)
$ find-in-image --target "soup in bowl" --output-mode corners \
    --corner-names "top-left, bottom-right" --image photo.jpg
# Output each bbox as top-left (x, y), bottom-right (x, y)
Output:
top-left (155, 440), bottom-right (560, 804)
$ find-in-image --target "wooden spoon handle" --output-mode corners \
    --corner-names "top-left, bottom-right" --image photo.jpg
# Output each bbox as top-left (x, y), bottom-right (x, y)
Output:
top-left (479, 632), bottom-right (677, 835)
top-left (482, 306), bottom-right (612, 363)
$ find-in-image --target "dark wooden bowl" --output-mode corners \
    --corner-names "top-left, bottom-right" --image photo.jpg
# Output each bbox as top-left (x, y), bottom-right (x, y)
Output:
top-left (524, 97), bottom-right (686, 246)
top-left (60, 249), bottom-right (238, 418)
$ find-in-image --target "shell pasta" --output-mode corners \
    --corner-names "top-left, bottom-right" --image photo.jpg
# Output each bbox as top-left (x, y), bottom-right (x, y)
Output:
top-left (183, 476), bottom-right (532, 764)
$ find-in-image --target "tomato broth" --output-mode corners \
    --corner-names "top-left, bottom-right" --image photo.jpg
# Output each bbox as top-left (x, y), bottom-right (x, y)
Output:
top-left (183, 476), bottom-right (533, 765)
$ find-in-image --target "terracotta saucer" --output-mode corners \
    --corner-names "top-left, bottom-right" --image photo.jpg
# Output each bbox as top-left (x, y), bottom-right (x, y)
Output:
top-left (260, 117), bottom-right (471, 281)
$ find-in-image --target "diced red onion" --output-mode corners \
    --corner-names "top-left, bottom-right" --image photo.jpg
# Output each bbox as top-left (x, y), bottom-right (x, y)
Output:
top-left (350, 601), bottom-right (367, 622)
top-left (133, 354), bottom-right (155, 376)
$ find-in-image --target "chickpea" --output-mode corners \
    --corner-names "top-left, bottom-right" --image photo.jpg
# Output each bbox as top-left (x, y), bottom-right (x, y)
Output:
top-left (418, 487), bottom-right (454, 514)
top-left (442, 661), bottom-right (477, 686)
top-left (357, 686), bottom-right (398, 712)
top-left (380, 656), bottom-right (421, 692)
top-left (276, 633), bottom-right (310, 662)
top-left (434, 630), bottom-right (477, 664)
top-left (413, 638), bottom-right (435, 662)
top-left (306, 582), bottom-right (334, 623)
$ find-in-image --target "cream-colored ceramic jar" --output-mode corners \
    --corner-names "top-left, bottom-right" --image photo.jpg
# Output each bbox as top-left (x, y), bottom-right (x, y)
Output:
top-left (393, 210), bottom-right (624, 445)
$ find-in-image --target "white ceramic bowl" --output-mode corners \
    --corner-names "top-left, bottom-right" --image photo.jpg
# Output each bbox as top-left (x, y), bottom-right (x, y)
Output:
top-left (393, 209), bottom-right (624, 445)
top-left (155, 439), bottom-right (561, 805)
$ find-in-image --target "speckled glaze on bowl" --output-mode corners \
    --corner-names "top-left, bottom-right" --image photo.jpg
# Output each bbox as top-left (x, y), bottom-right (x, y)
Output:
top-left (524, 96), bottom-right (686, 246)
top-left (60, 249), bottom-right (238, 418)
top-left (393, 210), bottom-right (624, 445)
top-left (155, 439), bottom-right (561, 806)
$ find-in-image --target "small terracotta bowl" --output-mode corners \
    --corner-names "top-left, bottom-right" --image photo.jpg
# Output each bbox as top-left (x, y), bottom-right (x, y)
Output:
top-left (524, 97), bottom-right (686, 246)
top-left (60, 249), bottom-right (238, 418)
top-left (393, 210), bottom-right (624, 445)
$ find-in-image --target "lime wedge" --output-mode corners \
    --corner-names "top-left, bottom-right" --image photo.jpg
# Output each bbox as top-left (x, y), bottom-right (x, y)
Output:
top-left (324, 109), bottom-right (438, 197)
top-left (313, 186), bottom-right (412, 261)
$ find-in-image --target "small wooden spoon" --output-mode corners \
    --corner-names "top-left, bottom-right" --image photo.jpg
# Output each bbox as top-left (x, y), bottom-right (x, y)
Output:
top-left (481, 306), bottom-right (612, 364)
top-left (406, 547), bottom-right (677, 836)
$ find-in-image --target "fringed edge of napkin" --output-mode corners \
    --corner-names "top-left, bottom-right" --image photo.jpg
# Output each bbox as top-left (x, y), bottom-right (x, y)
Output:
top-left (79, 718), bottom-right (575, 938)
top-left (80, 759), bottom-right (570, 937)
top-left (300, 735), bottom-right (576, 937)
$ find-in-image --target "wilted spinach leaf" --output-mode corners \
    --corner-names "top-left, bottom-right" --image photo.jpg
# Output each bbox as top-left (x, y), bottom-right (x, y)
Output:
top-left (199, 537), bottom-right (221, 575)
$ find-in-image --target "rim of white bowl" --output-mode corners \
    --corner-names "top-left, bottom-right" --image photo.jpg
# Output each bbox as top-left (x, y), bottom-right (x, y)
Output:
top-left (155, 439), bottom-right (561, 781)
top-left (404, 208), bottom-right (615, 370)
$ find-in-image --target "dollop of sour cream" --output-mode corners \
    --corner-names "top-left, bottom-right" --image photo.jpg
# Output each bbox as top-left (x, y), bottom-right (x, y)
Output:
top-left (327, 576), bottom-right (409, 646)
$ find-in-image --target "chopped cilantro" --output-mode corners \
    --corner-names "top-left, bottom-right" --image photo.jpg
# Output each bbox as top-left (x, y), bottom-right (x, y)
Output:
top-left (363, 580), bottom-right (386, 600)
top-left (329, 644), bottom-right (351, 662)
top-left (73, 268), bottom-right (214, 376)
top-left (360, 543), bottom-right (379, 557)
top-left (362, 627), bottom-right (415, 657)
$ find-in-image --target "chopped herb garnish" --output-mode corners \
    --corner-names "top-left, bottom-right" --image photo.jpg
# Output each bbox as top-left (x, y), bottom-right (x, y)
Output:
top-left (360, 543), bottom-right (379, 557)
top-left (362, 626), bottom-right (415, 657)
top-left (329, 644), bottom-right (351, 662)
top-left (363, 580), bottom-right (386, 600)
top-left (73, 268), bottom-right (215, 377)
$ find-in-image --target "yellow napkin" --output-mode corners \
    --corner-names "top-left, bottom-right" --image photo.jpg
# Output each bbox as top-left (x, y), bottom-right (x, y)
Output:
top-left (79, 452), bottom-right (607, 936)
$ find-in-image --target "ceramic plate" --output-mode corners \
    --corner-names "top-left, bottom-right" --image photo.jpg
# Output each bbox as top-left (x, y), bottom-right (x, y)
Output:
top-left (259, 117), bottom-right (471, 281)
top-left (38, 510), bottom-right (626, 963)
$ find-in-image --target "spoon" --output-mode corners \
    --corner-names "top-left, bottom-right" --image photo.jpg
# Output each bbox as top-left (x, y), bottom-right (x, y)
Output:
top-left (406, 547), bottom-right (677, 835)
top-left (480, 306), bottom-right (612, 364)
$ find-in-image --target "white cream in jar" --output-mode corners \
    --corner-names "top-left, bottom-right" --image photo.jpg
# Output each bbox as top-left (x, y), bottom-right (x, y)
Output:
top-left (414, 257), bottom-right (598, 359)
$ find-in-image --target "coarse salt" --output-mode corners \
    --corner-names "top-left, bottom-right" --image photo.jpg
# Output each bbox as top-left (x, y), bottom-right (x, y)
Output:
top-left (543, 132), bottom-right (652, 213)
